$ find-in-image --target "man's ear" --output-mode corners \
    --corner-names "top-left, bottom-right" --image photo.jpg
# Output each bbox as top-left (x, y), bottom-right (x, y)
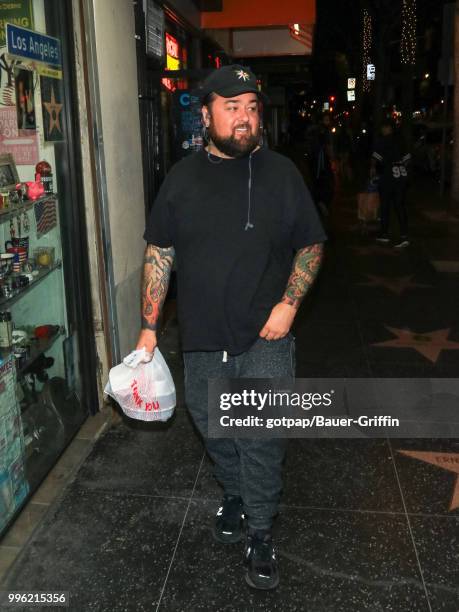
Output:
top-left (202, 106), bottom-right (210, 127)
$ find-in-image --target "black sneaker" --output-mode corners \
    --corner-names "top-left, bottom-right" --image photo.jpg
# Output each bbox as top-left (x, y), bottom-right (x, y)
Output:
top-left (244, 529), bottom-right (279, 590)
top-left (394, 237), bottom-right (410, 248)
top-left (375, 234), bottom-right (390, 244)
top-left (212, 495), bottom-right (244, 544)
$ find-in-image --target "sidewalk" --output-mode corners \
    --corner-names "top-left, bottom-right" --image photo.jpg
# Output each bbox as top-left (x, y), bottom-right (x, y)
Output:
top-left (0, 175), bottom-right (457, 611)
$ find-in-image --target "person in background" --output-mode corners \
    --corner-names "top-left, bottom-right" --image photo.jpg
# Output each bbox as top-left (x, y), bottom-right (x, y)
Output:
top-left (336, 118), bottom-right (354, 183)
top-left (306, 112), bottom-right (336, 216)
top-left (371, 120), bottom-right (411, 248)
top-left (136, 65), bottom-right (326, 591)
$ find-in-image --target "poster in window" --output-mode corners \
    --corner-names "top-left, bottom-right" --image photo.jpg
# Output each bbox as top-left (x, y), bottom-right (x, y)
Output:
top-left (172, 91), bottom-right (203, 160)
top-left (0, 1), bottom-right (34, 110)
top-left (0, 106), bottom-right (39, 164)
top-left (14, 68), bottom-right (36, 129)
top-left (0, 1), bottom-right (34, 47)
top-left (40, 76), bottom-right (64, 142)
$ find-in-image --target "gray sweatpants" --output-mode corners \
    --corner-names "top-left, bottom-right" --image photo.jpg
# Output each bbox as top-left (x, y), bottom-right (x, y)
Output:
top-left (183, 335), bottom-right (295, 530)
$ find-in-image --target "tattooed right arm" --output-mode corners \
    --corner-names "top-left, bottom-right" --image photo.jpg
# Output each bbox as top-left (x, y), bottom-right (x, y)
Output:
top-left (141, 244), bottom-right (175, 331)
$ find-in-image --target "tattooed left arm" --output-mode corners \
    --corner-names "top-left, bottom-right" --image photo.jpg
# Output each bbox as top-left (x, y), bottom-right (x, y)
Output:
top-left (259, 243), bottom-right (324, 340)
top-left (282, 243), bottom-right (324, 310)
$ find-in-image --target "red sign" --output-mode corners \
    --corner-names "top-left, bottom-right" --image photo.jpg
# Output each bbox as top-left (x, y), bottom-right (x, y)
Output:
top-left (166, 33), bottom-right (179, 59)
top-left (163, 33), bottom-right (188, 92)
top-left (0, 106), bottom-right (39, 165)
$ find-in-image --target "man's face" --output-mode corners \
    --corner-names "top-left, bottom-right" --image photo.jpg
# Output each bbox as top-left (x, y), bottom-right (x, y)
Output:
top-left (203, 92), bottom-right (261, 158)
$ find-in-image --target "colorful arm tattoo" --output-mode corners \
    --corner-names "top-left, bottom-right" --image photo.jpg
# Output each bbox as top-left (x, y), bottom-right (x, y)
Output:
top-left (141, 244), bottom-right (175, 330)
top-left (281, 243), bottom-right (324, 310)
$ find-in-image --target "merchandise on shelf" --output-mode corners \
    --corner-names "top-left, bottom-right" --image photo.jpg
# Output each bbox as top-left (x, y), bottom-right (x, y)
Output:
top-left (0, 355), bottom-right (29, 532)
top-left (0, 311), bottom-right (13, 348)
top-left (35, 161), bottom-right (53, 195)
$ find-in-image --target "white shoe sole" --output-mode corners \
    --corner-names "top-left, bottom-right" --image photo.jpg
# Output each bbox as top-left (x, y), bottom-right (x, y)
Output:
top-left (245, 570), bottom-right (280, 590)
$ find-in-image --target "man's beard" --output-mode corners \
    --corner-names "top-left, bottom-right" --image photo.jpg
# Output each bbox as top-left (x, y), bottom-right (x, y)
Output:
top-left (208, 123), bottom-right (260, 158)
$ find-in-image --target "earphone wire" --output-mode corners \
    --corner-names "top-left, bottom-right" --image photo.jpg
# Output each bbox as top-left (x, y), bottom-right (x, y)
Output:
top-left (245, 151), bottom-right (254, 231)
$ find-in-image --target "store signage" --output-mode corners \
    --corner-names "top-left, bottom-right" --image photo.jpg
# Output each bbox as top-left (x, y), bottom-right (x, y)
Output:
top-left (347, 90), bottom-right (356, 102)
top-left (6, 24), bottom-right (61, 67)
top-left (163, 32), bottom-right (181, 91)
top-left (172, 90), bottom-right (203, 159)
top-left (347, 77), bottom-right (356, 89)
top-left (366, 64), bottom-right (375, 80)
top-left (145, 0), bottom-right (164, 61)
top-left (166, 32), bottom-right (179, 59)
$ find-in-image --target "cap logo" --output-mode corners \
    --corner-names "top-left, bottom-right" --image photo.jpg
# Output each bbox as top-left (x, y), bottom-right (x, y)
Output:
top-left (235, 69), bottom-right (250, 82)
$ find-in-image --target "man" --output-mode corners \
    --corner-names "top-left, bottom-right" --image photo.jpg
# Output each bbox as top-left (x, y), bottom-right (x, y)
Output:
top-left (371, 120), bottom-right (411, 248)
top-left (306, 112), bottom-right (336, 216)
top-left (136, 65), bottom-right (326, 590)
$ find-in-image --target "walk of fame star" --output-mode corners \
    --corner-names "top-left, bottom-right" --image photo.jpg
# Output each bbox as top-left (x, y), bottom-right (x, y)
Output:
top-left (430, 260), bottom-right (459, 274)
top-left (44, 86), bottom-right (63, 136)
top-left (351, 246), bottom-right (399, 257)
top-left (398, 450), bottom-right (459, 511)
top-left (358, 274), bottom-right (432, 295)
top-left (422, 210), bottom-right (459, 224)
top-left (373, 327), bottom-right (459, 363)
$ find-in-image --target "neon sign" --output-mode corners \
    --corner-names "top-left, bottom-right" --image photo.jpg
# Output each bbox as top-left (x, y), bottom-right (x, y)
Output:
top-left (162, 32), bottom-right (187, 92)
top-left (163, 33), bottom-right (180, 90)
top-left (166, 33), bottom-right (179, 59)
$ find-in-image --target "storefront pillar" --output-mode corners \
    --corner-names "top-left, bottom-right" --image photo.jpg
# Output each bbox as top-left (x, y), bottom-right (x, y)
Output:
top-left (77, 0), bottom-right (146, 368)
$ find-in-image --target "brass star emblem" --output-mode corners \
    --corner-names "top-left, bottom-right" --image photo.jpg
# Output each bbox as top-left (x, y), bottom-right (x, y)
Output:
top-left (44, 86), bottom-right (63, 136)
top-left (235, 69), bottom-right (250, 81)
top-left (398, 450), bottom-right (459, 511)
top-left (373, 327), bottom-right (459, 363)
top-left (358, 274), bottom-right (432, 296)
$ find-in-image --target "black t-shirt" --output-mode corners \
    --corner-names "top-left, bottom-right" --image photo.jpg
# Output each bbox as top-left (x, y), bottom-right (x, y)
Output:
top-left (372, 135), bottom-right (411, 186)
top-left (144, 147), bottom-right (326, 354)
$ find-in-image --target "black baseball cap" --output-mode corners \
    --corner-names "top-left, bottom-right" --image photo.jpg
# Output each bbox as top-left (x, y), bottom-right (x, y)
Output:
top-left (197, 64), bottom-right (269, 104)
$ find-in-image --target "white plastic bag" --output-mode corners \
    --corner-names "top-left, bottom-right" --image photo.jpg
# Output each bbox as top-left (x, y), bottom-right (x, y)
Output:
top-left (104, 348), bottom-right (176, 422)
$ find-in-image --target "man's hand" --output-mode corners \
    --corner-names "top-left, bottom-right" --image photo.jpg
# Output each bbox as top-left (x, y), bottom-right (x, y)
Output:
top-left (136, 329), bottom-right (157, 354)
top-left (259, 303), bottom-right (296, 341)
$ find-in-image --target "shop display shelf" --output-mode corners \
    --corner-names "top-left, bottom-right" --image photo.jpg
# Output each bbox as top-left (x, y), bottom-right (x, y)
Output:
top-left (0, 328), bottom-right (63, 380)
top-left (0, 262), bottom-right (62, 309)
top-left (0, 194), bottom-right (57, 225)
top-left (18, 328), bottom-right (63, 376)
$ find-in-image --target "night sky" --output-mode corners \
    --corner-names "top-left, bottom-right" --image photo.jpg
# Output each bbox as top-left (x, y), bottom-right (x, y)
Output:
top-left (312, 0), bottom-right (448, 100)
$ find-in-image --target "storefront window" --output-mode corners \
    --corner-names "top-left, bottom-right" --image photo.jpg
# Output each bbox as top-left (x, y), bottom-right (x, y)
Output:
top-left (0, 0), bottom-right (96, 536)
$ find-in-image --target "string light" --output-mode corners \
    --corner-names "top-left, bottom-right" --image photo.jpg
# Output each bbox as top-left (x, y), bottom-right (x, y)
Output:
top-left (362, 9), bottom-right (372, 92)
top-left (401, 0), bottom-right (416, 65)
